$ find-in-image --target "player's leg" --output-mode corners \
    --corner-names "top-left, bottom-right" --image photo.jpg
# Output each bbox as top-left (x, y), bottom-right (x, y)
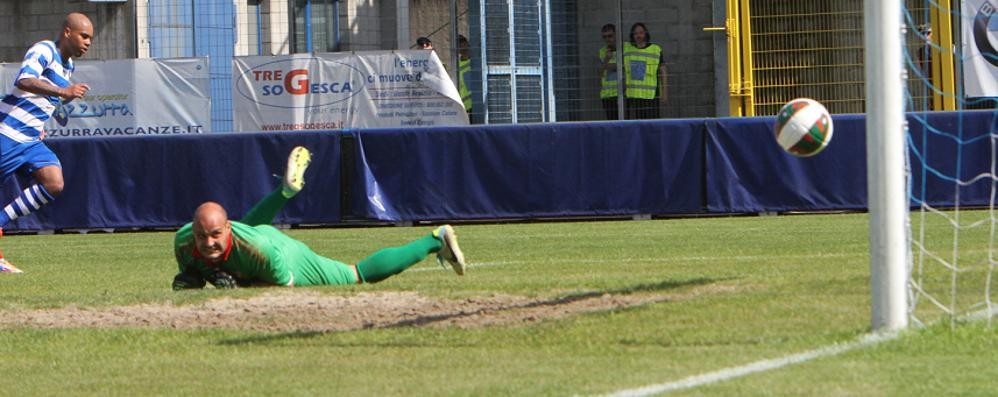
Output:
top-left (279, 238), bottom-right (357, 286)
top-left (0, 142), bottom-right (61, 229)
top-left (355, 225), bottom-right (467, 283)
top-left (239, 146), bottom-right (312, 226)
top-left (0, 140), bottom-right (60, 271)
top-left (239, 187), bottom-right (290, 226)
top-left (292, 255), bottom-right (358, 286)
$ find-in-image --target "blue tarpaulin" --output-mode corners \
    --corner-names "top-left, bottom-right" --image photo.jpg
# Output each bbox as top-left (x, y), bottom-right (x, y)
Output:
top-left (0, 110), bottom-right (992, 231)
top-left (352, 120), bottom-right (704, 221)
top-left (1, 132), bottom-right (342, 230)
top-left (705, 115), bottom-right (869, 212)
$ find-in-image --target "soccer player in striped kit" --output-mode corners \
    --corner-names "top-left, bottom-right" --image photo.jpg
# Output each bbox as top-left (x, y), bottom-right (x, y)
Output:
top-left (0, 13), bottom-right (93, 273)
top-left (171, 147), bottom-right (468, 290)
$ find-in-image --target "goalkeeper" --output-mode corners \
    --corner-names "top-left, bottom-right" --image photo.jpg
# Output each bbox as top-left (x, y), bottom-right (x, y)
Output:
top-left (171, 146), bottom-right (467, 290)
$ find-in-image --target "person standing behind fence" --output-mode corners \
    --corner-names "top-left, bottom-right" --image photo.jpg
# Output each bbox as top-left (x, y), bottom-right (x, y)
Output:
top-left (0, 12), bottom-right (93, 273)
top-left (457, 35), bottom-right (473, 119)
top-left (598, 24), bottom-right (620, 120)
top-left (416, 37), bottom-right (433, 50)
top-left (624, 22), bottom-right (665, 120)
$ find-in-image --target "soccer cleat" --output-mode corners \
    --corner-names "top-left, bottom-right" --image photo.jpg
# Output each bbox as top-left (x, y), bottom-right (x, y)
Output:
top-left (433, 225), bottom-right (467, 275)
top-left (282, 146), bottom-right (312, 198)
top-left (0, 257), bottom-right (22, 273)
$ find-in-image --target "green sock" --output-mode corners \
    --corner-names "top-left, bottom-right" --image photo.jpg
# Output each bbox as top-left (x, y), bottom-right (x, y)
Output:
top-left (239, 187), bottom-right (288, 226)
top-left (356, 234), bottom-right (441, 283)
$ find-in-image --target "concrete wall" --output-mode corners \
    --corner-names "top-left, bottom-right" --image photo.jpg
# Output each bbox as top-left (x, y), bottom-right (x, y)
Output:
top-left (0, 0), bottom-right (135, 62)
top-left (340, 0), bottom-right (384, 51)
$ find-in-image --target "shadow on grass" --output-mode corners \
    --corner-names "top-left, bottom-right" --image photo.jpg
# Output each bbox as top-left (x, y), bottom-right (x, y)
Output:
top-left (217, 276), bottom-right (732, 346)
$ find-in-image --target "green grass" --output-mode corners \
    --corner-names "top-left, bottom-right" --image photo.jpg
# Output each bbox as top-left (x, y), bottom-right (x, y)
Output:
top-left (0, 213), bottom-right (994, 396)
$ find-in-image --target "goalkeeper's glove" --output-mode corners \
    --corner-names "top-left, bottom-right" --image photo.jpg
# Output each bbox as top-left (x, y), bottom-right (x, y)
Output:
top-left (205, 269), bottom-right (239, 289)
top-left (172, 271), bottom-right (206, 291)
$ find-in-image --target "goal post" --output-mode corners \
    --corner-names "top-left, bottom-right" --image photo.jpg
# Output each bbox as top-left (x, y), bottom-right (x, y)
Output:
top-left (865, 0), bottom-right (909, 331)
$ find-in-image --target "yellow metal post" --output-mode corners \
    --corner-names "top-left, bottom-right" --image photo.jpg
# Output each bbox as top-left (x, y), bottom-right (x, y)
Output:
top-left (719, 12), bottom-right (743, 116)
top-left (931, 0), bottom-right (957, 110)
top-left (707, 0), bottom-right (755, 116)
top-left (738, 0), bottom-right (755, 116)
top-left (706, 2), bottom-right (742, 115)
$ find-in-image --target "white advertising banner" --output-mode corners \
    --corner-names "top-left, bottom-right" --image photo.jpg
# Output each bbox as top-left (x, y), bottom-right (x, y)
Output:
top-left (1, 57), bottom-right (211, 138)
top-left (962, 0), bottom-right (998, 97)
top-left (232, 50), bottom-right (468, 131)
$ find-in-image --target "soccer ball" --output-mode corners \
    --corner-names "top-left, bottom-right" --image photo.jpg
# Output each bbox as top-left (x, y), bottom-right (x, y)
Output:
top-left (773, 98), bottom-right (834, 157)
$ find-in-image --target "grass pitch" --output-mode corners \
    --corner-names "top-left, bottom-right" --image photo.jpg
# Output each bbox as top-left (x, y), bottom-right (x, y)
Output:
top-left (0, 213), bottom-right (995, 396)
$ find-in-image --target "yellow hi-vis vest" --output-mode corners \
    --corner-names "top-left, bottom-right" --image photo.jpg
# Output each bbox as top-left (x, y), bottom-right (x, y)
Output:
top-left (624, 42), bottom-right (662, 100)
top-left (599, 46), bottom-right (618, 99)
top-left (459, 58), bottom-right (472, 111)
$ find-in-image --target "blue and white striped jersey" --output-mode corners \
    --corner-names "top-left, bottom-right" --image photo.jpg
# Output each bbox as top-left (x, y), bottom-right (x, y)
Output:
top-left (0, 40), bottom-right (74, 142)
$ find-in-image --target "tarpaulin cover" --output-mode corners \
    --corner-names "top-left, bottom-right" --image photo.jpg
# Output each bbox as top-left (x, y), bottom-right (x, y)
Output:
top-left (0, 110), bottom-right (992, 231)
top-left (706, 111), bottom-right (997, 212)
top-left (352, 119), bottom-right (705, 221)
top-left (705, 114), bottom-right (869, 212)
top-left (0, 132), bottom-right (341, 231)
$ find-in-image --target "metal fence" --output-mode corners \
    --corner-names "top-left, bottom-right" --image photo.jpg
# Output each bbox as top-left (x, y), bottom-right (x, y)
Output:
top-left (749, 1), bottom-right (865, 115)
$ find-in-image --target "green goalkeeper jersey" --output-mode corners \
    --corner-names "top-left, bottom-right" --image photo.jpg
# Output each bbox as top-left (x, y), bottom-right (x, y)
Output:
top-left (174, 221), bottom-right (357, 286)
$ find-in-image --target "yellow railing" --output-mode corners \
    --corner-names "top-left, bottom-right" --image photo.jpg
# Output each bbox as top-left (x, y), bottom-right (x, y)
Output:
top-left (706, 0), bottom-right (755, 116)
top-left (723, 0), bottom-right (957, 116)
top-left (929, 0), bottom-right (957, 110)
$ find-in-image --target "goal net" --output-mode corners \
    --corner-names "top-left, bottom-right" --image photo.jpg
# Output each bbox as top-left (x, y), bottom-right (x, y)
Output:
top-left (903, 0), bottom-right (998, 327)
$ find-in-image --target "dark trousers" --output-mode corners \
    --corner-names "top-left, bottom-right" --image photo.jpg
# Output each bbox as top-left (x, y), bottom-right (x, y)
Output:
top-left (602, 97), bottom-right (620, 121)
top-left (627, 98), bottom-right (660, 120)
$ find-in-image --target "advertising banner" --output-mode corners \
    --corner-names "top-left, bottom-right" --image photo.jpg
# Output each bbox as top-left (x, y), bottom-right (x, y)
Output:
top-left (1, 57), bottom-right (211, 138)
top-left (962, 0), bottom-right (998, 97)
top-left (232, 50), bottom-right (468, 131)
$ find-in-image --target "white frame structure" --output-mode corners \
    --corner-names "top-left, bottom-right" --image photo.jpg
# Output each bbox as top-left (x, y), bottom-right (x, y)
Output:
top-left (477, 0), bottom-right (553, 124)
top-left (865, 0), bottom-right (909, 331)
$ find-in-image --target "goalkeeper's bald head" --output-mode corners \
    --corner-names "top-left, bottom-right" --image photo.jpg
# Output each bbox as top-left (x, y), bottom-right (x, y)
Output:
top-left (194, 202), bottom-right (228, 223)
top-left (192, 202), bottom-right (231, 264)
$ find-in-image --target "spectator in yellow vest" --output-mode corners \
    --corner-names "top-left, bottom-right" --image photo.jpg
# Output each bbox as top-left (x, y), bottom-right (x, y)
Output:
top-left (624, 23), bottom-right (665, 119)
top-left (598, 24), bottom-right (620, 120)
top-left (457, 35), bottom-right (472, 117)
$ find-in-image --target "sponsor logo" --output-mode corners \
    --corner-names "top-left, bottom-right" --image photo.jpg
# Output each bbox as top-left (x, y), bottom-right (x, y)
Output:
top-left (973, 0), bottom-right (998, 67)
top-left (235, 57), bottom-right (366, 108)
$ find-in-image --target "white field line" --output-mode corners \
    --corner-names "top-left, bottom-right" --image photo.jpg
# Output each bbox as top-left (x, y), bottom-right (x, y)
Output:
top-left (410, 251), bottom-right (867, 273)
top-left (599, 304), bottom-right (998, 397)
top-left (408, 261), bottom-right (516, 272)
top-left (599, 331), bottom-right (901, 397)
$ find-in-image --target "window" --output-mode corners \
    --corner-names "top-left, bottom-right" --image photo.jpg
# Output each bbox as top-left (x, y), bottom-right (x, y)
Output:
top-left (147, 0), bottom-right (234, 131)
top-left (292, 0), bottom-right (340, 53)
top-left (478, 0), bottom-right (554, 123)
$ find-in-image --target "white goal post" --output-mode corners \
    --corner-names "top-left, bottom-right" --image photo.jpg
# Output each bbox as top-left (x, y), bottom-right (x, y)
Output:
top-left (865, 0), bottom-right (909, 331)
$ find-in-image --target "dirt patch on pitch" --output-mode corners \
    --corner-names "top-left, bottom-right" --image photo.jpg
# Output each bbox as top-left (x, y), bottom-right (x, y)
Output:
top-left (0, 284), bottom-right (736, 332)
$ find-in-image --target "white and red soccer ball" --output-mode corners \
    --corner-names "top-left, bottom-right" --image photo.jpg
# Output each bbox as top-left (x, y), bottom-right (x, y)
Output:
top-left (773, 98), bottom-right (834, 157)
